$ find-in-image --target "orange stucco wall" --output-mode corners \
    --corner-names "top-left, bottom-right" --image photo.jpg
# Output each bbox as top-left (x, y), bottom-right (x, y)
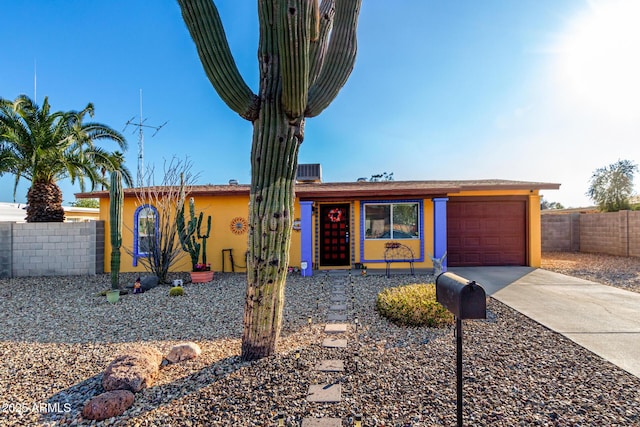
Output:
top-left (100, 189), bottom-right (544, 273)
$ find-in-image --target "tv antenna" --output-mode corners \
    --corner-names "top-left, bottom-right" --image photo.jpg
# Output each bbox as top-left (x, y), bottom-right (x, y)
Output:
top-left (123, 89), bottom-right (168, 186)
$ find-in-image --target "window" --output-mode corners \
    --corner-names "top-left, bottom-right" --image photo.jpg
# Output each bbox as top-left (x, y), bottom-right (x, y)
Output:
top-left (133, 205), bottom-right (158, 266)
top-left (364, 202), bottom-right (419, 239)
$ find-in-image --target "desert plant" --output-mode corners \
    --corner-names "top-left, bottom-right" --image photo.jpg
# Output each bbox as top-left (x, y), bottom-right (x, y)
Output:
top-left (178, 0), bottom-right (362, 361)
top-left (376, 283), bottom-right (453, 327)
top-left (109, 171), bottom-right (123, 290)
top-left (169, 286), bottom-right (185, 297)
top-left (125, 158), bottom-right (198, 283)
top-left (176, 196), bottom-right (212, 271)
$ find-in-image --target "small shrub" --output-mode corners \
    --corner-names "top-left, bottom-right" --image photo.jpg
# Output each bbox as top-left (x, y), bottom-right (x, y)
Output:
top-left (376, 283), bottom-right (453, 327)
top-left (169, 286), bottom-right (184, 297)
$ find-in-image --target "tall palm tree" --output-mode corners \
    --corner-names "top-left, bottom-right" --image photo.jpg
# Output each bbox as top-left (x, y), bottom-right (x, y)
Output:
top-left (0, 94), bottom-right (132, 222)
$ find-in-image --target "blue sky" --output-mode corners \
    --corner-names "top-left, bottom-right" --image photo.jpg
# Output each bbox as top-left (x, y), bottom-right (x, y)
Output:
top-left (2, 0), bottom-right (639, 208)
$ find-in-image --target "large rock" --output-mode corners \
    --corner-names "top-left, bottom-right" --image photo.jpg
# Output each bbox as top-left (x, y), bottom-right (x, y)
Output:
top-left (166, 342), bottom-right (202, 364)
top-left (102, 346), bottom-right (163, 392)
top-left (141, 275), bottom-right (160, 290)
top-left (82, 390), bottom-right (135, 420)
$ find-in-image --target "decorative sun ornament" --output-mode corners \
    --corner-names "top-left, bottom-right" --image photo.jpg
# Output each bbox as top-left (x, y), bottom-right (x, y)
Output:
top-left (230, 217), bottom-right (249, 235)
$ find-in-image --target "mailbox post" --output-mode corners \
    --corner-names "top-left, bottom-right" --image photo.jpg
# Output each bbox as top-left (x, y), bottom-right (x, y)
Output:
top-left (436, 272), bottom-right (486, 427)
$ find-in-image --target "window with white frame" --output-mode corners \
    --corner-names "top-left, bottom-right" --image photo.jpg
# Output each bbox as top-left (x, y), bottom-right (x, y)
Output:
top-left (364, 202), bottom-right (419, 239)
top-left (133, 205), bottom-right (158, 266)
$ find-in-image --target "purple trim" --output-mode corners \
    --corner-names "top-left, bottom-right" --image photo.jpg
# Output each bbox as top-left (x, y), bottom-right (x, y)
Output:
top-left (133, 204), bottom-right (158, 267)
top-left (360, 199), bottom-right (424, 263)
top-left (300, 201), bottom-right (313, 276)
top-left (432, 197), bottom-right (448, 271)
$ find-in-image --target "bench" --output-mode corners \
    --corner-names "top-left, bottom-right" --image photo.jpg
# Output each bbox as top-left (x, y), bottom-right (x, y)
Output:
top-left (384, 242), bottom-right (416, 277)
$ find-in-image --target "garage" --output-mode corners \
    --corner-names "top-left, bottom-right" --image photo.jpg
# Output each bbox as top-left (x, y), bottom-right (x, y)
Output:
top-left (447, 198), bottom-right (527, 266)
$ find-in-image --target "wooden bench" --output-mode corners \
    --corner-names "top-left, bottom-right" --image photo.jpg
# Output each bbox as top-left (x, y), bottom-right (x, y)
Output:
top-left (384, 242), bottom-right (416, 277)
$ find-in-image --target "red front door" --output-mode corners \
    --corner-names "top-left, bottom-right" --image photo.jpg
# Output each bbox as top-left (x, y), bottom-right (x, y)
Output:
top-left (319, 204), bottom-right (350, 267)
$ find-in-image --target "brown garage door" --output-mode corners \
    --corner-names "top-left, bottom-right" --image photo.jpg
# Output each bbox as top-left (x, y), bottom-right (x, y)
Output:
top-left (447, 199), bottom-right (526, 266)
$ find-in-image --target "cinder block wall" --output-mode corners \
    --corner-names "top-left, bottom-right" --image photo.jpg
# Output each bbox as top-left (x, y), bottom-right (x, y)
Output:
top-left (627, 211), bottom-right (640, 257)
top-left (580, 211), bottom-right (627, 256)
top-left (0, 221), bottom-right (104, 277)
top-left (0, 223), bottom-right (12, 278)
top-left (541, 214), bottom-right (579, 252)
top-left (543, 211), bottom-right (639, 257)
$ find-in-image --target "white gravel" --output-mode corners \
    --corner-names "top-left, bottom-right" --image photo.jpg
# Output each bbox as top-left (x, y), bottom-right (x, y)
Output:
top-left (0, 267), bottom-right (639, 426)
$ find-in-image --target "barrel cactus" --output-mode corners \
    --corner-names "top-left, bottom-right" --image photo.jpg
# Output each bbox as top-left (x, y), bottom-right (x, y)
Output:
top-left (179, 0), bottom-right (361, 360)
top-left (109, 170), bottom-right (124, 290)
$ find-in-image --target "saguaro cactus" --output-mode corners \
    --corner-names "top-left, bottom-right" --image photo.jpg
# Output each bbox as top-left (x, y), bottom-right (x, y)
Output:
top-left (109, 170), bottom-right (123, 290)
top-left (179, 0), bottom-right (361, 360)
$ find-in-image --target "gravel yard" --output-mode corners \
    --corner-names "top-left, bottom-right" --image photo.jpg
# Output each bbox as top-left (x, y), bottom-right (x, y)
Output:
top-left (542, 251), bottom-right (640, 294)
top-left (0, 257), bottom-right (639, 426)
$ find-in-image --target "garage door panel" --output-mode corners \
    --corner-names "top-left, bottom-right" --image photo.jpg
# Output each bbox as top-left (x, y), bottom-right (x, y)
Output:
top-left (481, 252), bottom-right (502, 264)
top-left (447, 200), bottom-right (526, 267)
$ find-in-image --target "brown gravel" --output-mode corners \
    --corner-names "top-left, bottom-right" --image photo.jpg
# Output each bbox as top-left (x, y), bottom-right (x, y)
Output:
top-left (0, 266), bottom-right (639, 426)
top-left (542, 251), bottom-right (640, 293)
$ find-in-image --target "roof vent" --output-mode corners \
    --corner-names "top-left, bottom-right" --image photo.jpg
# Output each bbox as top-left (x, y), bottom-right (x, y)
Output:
top-left (357, 177), bottom-right (367, 182)
top-left (228, 179), bottom-right (238, 185)
top-left (296, 163), bottom-right (322, 183)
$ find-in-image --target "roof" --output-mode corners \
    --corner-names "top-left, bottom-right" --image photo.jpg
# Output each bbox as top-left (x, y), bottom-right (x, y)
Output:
top-left (0, 202), bottom-right (28, 222)
top-left (76, 179), bottom-right (560, 200)
top-left (0, 202), bottom-right (99, 222)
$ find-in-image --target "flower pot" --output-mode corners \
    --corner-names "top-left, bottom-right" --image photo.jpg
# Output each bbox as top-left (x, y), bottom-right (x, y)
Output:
top-left (190, 270), bottom-right (214, 283)
top-left (106, 290), bottom-right (120, 303)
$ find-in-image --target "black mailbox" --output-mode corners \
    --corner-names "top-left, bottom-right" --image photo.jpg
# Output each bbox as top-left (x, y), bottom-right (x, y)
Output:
top-left (436, 272), bottom-right (486, 319)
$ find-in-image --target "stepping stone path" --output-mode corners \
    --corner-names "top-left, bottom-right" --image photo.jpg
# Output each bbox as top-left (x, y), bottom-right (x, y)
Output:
top-left (315, 360), bottom-right (344, 372)
top-left (301, 272), bottom-right (359, 426)
top-left (324, 323), bottom-right (348, 334)
top-left (327, 313), bottom-right (347, 321)
top-left (322, 338), bottom-right (347, 348)
top-left (301, 418), bottom-right (342, 427)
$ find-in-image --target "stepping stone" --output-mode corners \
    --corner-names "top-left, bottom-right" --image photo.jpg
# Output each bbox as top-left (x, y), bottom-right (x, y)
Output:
top-left (330, 295), bottom-right (346, 302)
top-left (330, 304), bottom-right (347, 311)
top-left (327, 313), bottom-right (347, 321)
top-left (331, 290), bottom-right (345, 295)
top-left (307, 383), bottom-right (342, 402)
top-left (302, 418), bottom-right (342, 427)
top-left (315, 359), bottom-right (344, 372)
top-left (324, 323), bottom-right (348, 334)
top-left (322, 338), bottom-right (347, 348)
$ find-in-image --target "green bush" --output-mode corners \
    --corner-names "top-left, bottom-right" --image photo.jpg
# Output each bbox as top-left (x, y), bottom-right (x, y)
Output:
top-left (376, 283), bottom-right (453, 327)
top-left (169, 286), bottom-right (184, 297)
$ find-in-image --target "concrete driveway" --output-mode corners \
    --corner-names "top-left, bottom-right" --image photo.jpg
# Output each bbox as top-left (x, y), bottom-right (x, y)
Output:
top-left (449, 267), bottom-right (640, 378)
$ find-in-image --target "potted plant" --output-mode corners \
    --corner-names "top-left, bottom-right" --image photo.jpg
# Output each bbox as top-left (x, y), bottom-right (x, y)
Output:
top-left (106, 289), bottom-right (120, 303)
top-left (177, 196), bottom-right (213, 283)
top-left (191, 262), bottom-right (213, 283)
